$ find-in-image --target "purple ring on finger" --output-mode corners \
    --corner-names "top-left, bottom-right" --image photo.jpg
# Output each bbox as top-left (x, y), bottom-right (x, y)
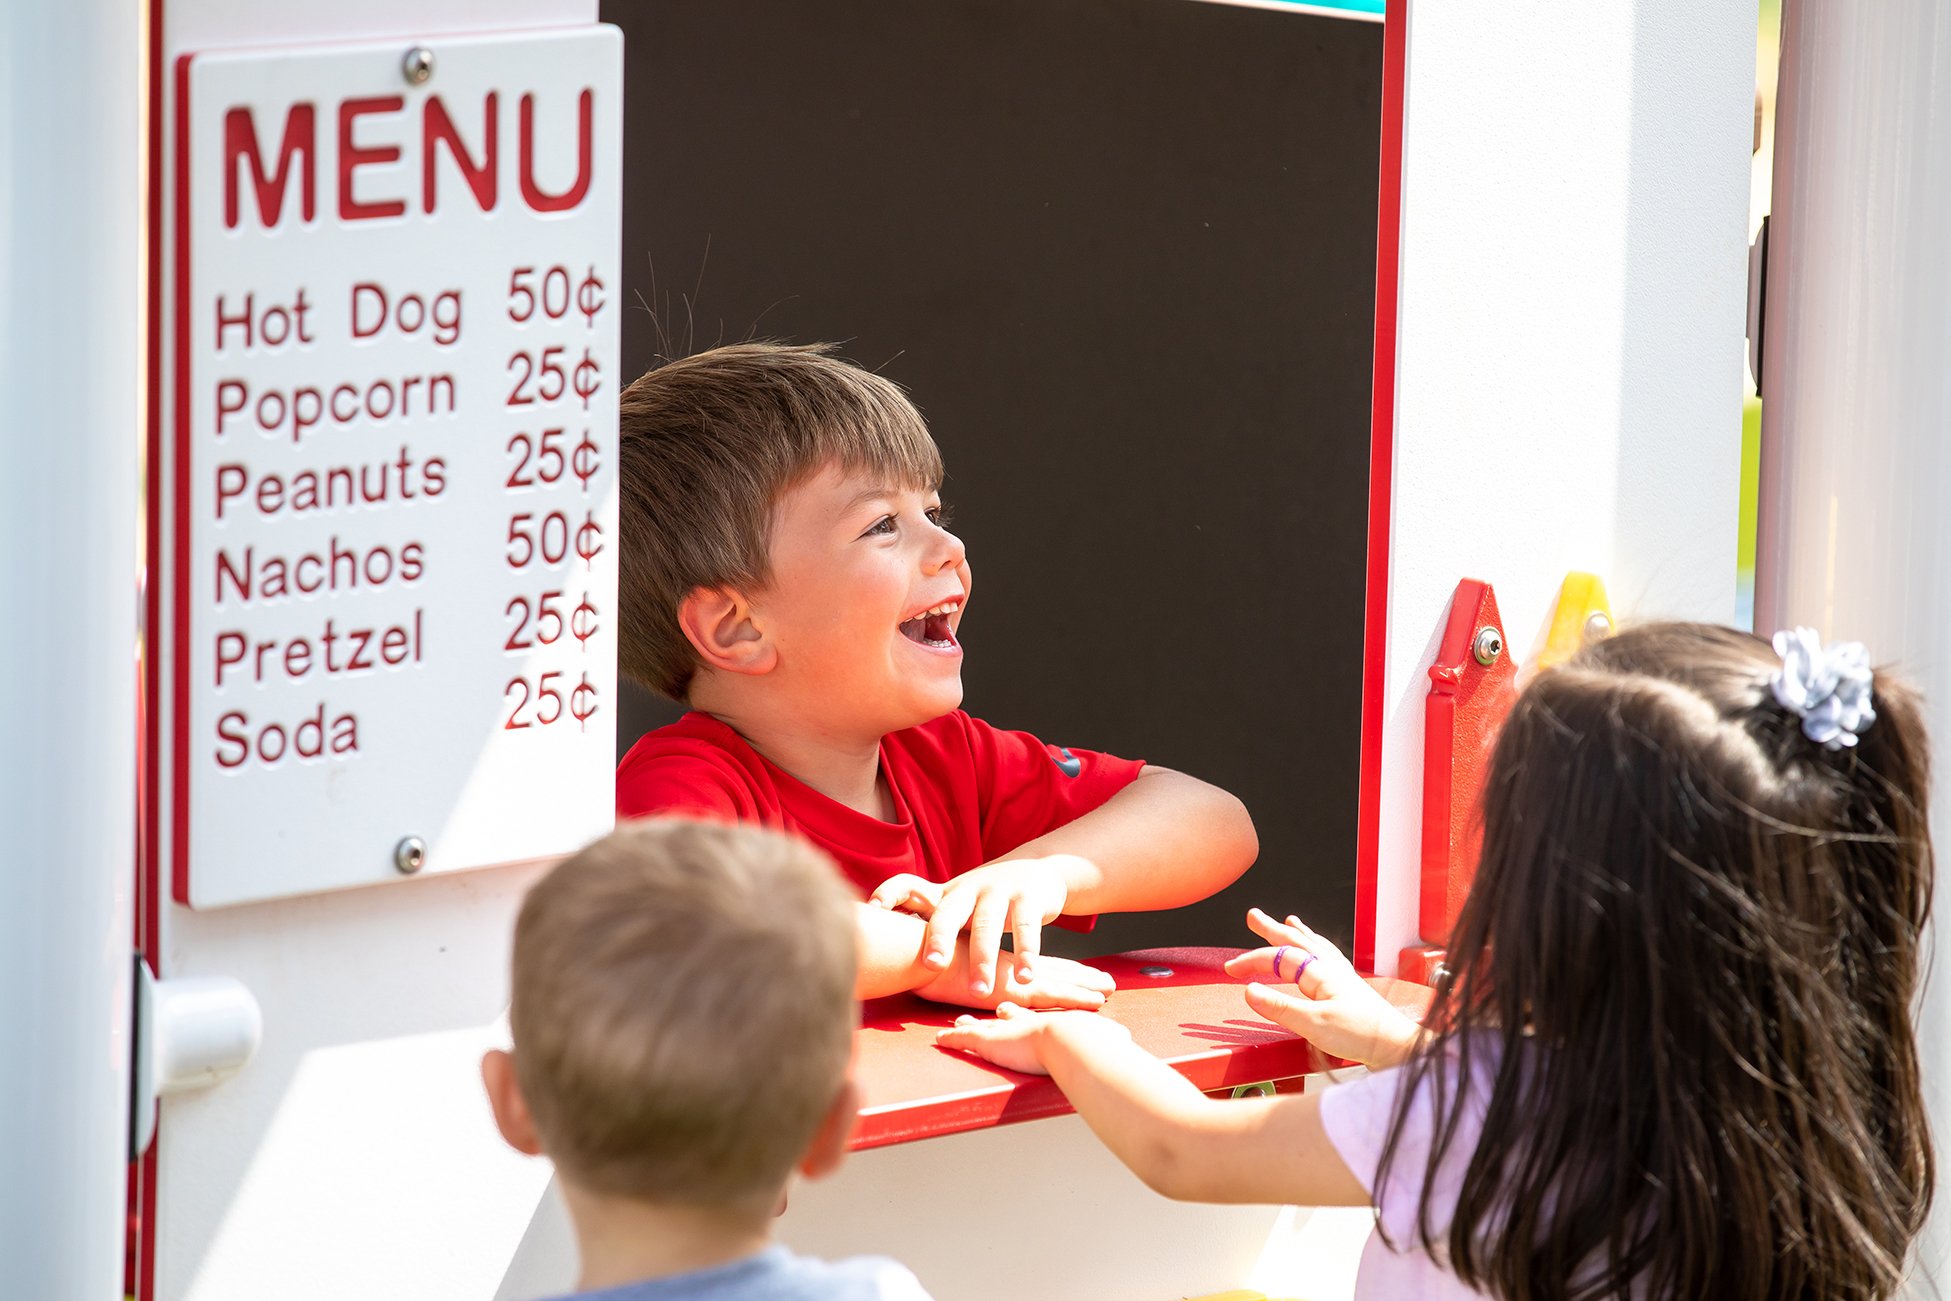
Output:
top-left (1293, 953), bottom-right (1319, 985)
top-left (1272, 945), bottom-right (1293, 982)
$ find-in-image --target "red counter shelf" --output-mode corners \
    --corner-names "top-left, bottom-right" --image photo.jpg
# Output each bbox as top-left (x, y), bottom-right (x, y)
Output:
top-left (850, 946), bottom-right (1434, 1151)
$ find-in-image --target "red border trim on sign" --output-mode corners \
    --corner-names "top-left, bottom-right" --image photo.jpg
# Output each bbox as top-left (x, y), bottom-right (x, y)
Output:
top-left (137, 18), bottom-right (170, 1301)
top-left (136, 16), bottom-right (168, 1301)
top-left (1355, 0), bottom-right (1407, 974)
top-left (171, 51), bottom-right (194, 907)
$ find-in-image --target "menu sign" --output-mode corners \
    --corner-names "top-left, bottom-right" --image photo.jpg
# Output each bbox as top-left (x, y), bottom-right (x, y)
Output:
top-left (164, 27), bottom-right (622, 906)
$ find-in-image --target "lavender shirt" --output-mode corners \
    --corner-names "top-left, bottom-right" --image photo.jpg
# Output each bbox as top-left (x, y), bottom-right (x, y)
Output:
top-left (1317, 1048), bottom-right (1501, 1300)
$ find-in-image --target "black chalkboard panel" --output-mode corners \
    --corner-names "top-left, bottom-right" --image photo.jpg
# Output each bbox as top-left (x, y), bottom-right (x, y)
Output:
top-left (606, 0), bottom-right (1383, 956)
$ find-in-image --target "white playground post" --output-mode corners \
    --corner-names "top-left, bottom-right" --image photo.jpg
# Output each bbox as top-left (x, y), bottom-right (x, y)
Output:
top-left (1756, 2), bottom-right (1951, 1293)
top-left (0, 0), bottom-right (142, 1295)
top-left (1372, 0), bottom-right (1753, 974)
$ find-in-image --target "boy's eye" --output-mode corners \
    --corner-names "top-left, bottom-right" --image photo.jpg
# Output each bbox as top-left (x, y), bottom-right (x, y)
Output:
top-left (862, 515), bottom-right (897, 537)
top-left (927, 503), bottom-right (953, 528)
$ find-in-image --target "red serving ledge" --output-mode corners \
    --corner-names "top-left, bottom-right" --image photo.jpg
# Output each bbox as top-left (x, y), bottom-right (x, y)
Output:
top-left (851, 945), bottom-right (1434, 1151)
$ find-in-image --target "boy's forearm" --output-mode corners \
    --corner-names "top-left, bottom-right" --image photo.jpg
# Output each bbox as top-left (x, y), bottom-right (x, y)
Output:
top-left (854, 902), bottom-right (931, 999)
top-left (1000, 767), bottom-right (1258, 914)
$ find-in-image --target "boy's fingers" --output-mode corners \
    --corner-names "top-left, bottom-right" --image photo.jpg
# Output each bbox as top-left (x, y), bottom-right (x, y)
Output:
top-left (1011, 969), bottom-right (1107, 1009)
top-left (921, 889), bottom-right (979, 971)
top-left (1009, 898), bottom-right (1042, 977)
top-left (869, 874), bottom-right (940, 916)
top-left (965, 891), bottom-right (1011, 996)
top-left (996, 1001), bottom-right (1031, 1020)
top-left (1042, 956), bottom-right (1115, 993)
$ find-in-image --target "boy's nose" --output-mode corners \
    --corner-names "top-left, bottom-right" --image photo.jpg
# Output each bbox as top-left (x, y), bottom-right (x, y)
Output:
top-left (927, 525), bottom-right (967, 573)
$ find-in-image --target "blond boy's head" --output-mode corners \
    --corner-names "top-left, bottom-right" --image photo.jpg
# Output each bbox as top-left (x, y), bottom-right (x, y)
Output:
top-left (489, 819), bottom-right (858, 1211)
top-left (617, 342), bottom-right (943, 700)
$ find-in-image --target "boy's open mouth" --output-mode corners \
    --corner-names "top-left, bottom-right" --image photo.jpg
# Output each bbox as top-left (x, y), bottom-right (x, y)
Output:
top-left (899, 600), bottom-right (961, 650)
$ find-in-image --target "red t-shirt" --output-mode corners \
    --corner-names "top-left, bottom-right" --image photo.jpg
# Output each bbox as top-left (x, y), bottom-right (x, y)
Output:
top-left (615, 710), bottom-right (1145, 922)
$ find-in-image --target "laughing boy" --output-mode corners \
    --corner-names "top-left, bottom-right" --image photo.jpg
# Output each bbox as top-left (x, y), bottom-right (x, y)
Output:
top-left (615, 343), bottom-right (1256, 1010)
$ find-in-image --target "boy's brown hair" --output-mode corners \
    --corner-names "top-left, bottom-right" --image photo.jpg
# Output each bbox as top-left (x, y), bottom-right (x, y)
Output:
top-left (617, 342), bottom-right (944, 699)
top-left (509, 819), bottom-right (858, 1207)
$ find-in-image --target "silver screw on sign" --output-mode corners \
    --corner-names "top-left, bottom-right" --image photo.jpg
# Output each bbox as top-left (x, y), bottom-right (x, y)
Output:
top-left (394, 836), bottom-right (427, 875)
top-left (1584, 611), bottom-right (1614, 642)
top-left (1472, 626), bottom-right (1504, 666)
top-left (401, 46), bottom-right (435, 86)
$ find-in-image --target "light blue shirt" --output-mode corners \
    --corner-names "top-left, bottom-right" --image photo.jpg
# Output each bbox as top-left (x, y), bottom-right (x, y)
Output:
top-left (548, 1246), bottom-right (934, 1301)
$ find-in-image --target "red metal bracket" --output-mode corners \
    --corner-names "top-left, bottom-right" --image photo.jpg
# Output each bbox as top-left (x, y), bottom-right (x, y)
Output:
top-left (1397, 943), bottom-right (1447, 987)
top-left (1419, 579), bottom-right (1519, 945)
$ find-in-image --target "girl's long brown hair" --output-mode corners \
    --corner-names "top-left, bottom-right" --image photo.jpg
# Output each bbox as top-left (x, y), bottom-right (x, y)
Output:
top-left (1376, 622), bottom-right (1934, 1299)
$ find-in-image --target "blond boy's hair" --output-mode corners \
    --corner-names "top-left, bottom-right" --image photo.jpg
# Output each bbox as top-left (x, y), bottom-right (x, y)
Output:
top-left (617, 342), bottom-right (943, 699)
top-left (509, 819), bottom-right (858, 1206)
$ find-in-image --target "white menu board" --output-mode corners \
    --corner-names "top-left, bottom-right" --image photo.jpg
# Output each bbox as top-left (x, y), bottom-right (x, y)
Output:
top-left (163, 26), bottom-right (621, 907)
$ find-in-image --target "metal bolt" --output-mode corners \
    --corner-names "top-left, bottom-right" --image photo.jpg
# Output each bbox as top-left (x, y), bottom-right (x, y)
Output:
top-left (1138, 965), bottom-right (1174, 978)
top-left (1472, 626), bottom-right (1504, 666)
top-left (401, 46), bottom-right (435, 86)
top-left (1584, 611), bottom-right (1613, 641)
top-left (394, 836), bottom-right (426, 875)
top-left (1432, 962), bottom-right (1452, 985)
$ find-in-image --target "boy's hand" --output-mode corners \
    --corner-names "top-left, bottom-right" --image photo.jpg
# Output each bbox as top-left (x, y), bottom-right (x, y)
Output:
top-left (1223, 908), bottom-right (1422, 1070)
top-left (918, 856), bottom-right (1085, 995)
top-left (934, 1001), bottom-right (1131, 1075)
top-left (915, 939), bottom-right (1113, 1012)
top-left (865, 873), bottom-right (944, 919)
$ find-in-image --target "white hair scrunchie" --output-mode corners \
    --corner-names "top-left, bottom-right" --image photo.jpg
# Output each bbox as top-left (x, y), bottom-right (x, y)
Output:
top-left (1770, 626), bottom-right (1876, 751)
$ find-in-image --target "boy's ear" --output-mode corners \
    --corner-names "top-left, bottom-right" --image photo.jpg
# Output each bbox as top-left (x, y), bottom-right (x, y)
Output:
top-left (798, 1073), bottom-right (862, 1181)
top-left (676, 586), bottom-right (777, 677)
top-left (481, 1049), bottom-right (544, 1157)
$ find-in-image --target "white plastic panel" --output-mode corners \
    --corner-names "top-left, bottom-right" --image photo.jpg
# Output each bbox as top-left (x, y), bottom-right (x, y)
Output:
top-left (1372, 0), bottom-right (1752, 972)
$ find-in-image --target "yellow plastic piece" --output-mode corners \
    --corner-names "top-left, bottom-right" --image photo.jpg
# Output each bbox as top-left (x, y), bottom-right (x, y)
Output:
top-left (1536, 572), bottom-right (1613, 669)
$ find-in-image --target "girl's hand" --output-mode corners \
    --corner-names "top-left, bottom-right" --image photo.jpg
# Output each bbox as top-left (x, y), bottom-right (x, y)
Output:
top-left (1224, 908), bottom-right (1423, 1070)
top-left (935, 1001), bottom-right (1131, 1075)
top-left (915, 941), bottom-right (1114, 1012)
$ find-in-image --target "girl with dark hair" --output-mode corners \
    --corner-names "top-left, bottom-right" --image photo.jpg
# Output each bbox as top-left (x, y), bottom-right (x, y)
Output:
top-left (939, 622), bottom-right (1934, 1299)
